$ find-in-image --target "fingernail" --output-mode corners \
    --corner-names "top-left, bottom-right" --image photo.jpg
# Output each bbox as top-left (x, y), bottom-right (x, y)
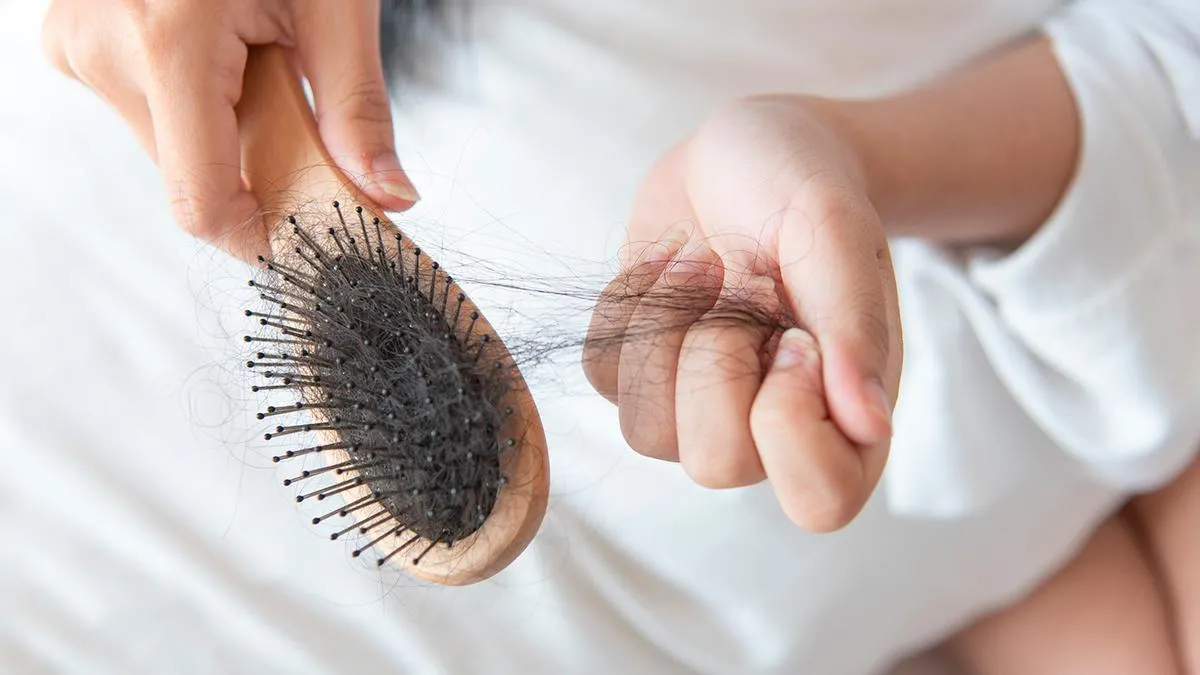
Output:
top-left (865, 377), bottom-right (893, 433)
top-left (773, 327), bottom-right (820, 372)
top-left (371, 152), bottom-right (420, 203)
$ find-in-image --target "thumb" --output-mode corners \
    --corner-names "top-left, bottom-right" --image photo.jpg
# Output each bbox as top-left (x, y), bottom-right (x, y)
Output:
top-left (295, 0), bottom-right (420, 210)
top-left (756, 328), bottom-right (828, 420)
top-left (751, 328), bottom-right (871, 532)
top-left (777, 199), bottom-right (894, 446)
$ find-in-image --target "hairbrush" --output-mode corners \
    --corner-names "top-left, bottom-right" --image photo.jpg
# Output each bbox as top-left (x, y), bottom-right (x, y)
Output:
top-left (235, 45), bottom-right (549, 586)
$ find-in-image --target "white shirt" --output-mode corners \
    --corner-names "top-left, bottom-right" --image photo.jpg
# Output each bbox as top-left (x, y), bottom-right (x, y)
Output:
top-left (0, 1), bottom-right (1197, 674)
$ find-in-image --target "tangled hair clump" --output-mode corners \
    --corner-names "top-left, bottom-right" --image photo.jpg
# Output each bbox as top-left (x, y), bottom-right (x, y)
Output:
top-left (245, 204), bottom-right (519, 566)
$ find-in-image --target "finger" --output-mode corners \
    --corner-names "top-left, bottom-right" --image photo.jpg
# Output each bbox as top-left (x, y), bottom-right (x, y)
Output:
top-left (84, 62), bottom-right (159, 160)
top-left (41, 2), bottom-right (157, 159)
top-left (76, 72), bottom-right (160, 161)
top-left (145, 28), bottom-right (267, 261)
top-left (618, 140), bottom-right (698, 265)
top-left (40, 1), bottom-right (78, 78)
top-left (777, 190), bottom-right (894, 445)
top-left (587, 140), bottom-right (699, 400)
top-left (98, 90), bottom-right (159, 161)
top-left (674, 275), bottom-right (777, 488)
top-left (582, 227), bottom-right (693, 403)
top-left (751, 328), bottom-right (882, 531)
top-left (617, 241), bottom-right (723, 460)
top-left (296, 0), bottom-right (419, 211)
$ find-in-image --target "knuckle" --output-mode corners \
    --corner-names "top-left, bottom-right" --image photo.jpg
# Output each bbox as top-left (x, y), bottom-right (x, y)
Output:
top-left (40, 17), bottom-right (70, 75)
top-left (690, 98), bottom-right (761, 162)
top-left (135, 4), bottom-right (211, 75)
top-left (802, 184), bottom-right (864, 231)
top-left (701, 98), bottom-right (751, 132)
top-left (135, 7), bottom-right (177, 56)
top-left (41, 1), bottom-right (97, 79)
top-left (702, 96), bottom-right (773, 135)
top-left (43, 0), bottom-right (153, 85)
top-left (329, 78), bottom-right (393, 128)
top-left (169, 193), bottom-right (223, 242)
top-left (748, 401), bottom-right (793, 438)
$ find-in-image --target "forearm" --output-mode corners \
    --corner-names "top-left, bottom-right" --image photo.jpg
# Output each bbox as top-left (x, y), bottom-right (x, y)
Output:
top-left (821, 33), bottom-right (1081, 247)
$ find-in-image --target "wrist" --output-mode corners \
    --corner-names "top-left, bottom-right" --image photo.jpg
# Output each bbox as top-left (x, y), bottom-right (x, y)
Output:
top-left (795, 35), bottom-right (1081, 247)
top-left (809, 97), bottom-right (928, 238)
top-left (786, 96), bottom-right (879, 212)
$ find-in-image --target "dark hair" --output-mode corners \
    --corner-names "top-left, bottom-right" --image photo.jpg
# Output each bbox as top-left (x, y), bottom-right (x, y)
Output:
top-left (379, 0), bottom-right (453, 88)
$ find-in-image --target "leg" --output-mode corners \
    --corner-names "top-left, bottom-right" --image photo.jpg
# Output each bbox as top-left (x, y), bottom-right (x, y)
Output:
top-left (1132, 455), bottom-right (1200, 673)
top-left (946, 514), bottom-right (1180, 675)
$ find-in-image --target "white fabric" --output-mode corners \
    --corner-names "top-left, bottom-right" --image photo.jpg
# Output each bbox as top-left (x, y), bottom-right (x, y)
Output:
top-left (0, 1), bottom-right (1196, 674)
top-left (886, 0), bottom-right (1200, 515)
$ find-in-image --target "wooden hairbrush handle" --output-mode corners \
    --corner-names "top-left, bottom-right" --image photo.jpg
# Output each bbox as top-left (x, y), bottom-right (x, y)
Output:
top-left (235, 44), bottom-right (549, 586)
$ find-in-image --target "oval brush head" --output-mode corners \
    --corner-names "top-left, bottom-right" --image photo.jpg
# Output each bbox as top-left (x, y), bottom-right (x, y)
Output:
top-left (236, 45), bottom-right (549, 586)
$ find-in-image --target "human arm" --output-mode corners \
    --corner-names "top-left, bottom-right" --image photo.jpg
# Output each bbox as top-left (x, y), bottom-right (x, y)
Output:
top-left (585, 0), bottom-right (1200, 528)
top-left (888, 0), bottom-right (1200, 497)
top-left (815, 33), bottom-right (1081, 247)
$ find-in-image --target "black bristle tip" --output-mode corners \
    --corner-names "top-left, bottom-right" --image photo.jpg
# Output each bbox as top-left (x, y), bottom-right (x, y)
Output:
top-left (245, 207), bottom-right (512, 547)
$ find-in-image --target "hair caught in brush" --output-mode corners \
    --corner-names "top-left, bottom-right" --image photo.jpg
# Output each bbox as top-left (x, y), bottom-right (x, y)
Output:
top-left (245, 202), bottom-right (522, 568)
top-left (241, 202), bottom-right (798, 571)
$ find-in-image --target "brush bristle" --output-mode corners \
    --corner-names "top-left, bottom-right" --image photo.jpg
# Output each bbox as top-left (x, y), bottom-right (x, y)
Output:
top-left (246, 203), bottom-right (516, 565)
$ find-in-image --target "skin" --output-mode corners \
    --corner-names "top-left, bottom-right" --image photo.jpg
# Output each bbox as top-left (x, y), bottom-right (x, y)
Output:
top-left (581, 30), bottom-right (1190, 672)
top-left (948, 515), bottom-right (1182, 675)
top-left (40, 0), bottom-right (420, 262)
top-left (582, 33), bottom-right (1080, 531)
top-left (41, 6), bottom-right (1198, 671)
top-left (1131, 460), bottom-right (1200, 672)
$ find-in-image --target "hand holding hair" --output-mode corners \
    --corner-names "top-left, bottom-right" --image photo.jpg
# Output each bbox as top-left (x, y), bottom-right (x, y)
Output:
top-left (585, 35), bottom-right (1080, 532)
top-left (584, 99), bottom-right (904, 533)
top-left (40, 0), bottom-right (420, 261)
